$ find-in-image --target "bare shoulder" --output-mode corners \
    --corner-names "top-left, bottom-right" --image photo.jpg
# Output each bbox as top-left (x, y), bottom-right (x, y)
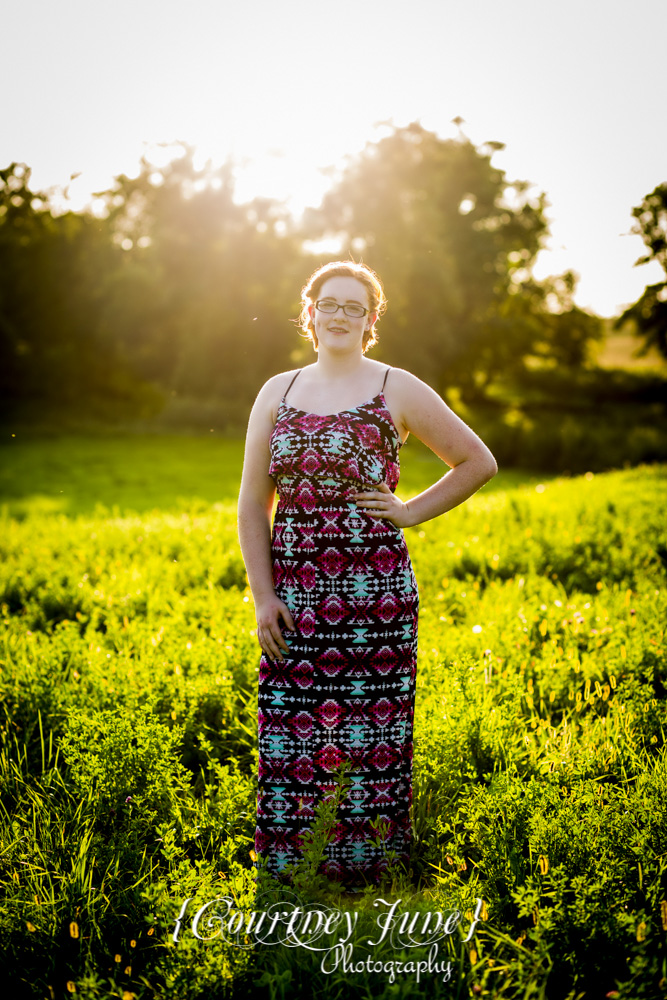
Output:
top-left (386, 367), bottom-right (497, 473)
top-left (385, 367), bottom-right (449, 421)
top-left (250, 369), bottom-right (303, 424)
top-left (386, 367), bottom-right (438, 399)
top-left (242, 369), bottom-right (303, 481)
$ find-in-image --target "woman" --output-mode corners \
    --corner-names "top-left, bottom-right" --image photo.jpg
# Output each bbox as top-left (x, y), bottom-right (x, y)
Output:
top-left (238, 260), bottom-right (497, 888)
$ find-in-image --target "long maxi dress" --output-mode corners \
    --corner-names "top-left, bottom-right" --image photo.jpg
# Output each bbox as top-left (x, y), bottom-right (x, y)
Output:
top-left (254, 366), bottom-right (419, 887)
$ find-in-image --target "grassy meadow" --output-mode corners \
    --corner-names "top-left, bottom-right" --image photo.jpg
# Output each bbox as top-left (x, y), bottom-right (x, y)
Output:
top-left (0, 432), bottom-right (666, 1000)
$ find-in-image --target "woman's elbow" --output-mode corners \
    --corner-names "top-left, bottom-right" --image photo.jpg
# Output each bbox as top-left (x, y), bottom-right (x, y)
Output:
top-left (473, 447), bottom-right (498, 481)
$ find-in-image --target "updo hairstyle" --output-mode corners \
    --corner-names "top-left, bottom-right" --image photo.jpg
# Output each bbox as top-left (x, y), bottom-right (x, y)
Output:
top-left (297, 260), bottom-right (387, 353)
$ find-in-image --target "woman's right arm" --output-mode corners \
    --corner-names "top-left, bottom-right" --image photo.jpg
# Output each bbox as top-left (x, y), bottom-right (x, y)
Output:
top-left (237, 377), bottom-right (296, 661)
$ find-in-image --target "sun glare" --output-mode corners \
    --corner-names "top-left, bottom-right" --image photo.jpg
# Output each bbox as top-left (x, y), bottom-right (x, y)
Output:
top-left (232, 150), bottom-right (332, 216)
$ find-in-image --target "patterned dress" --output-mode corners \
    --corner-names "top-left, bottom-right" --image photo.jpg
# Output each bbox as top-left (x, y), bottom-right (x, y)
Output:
top-left (254, 367), bottom-right (419, 887)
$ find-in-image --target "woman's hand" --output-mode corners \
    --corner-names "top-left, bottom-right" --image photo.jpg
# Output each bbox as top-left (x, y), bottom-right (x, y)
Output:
top-left (353, 482), bottom-right (413, 528)
top-left (255, 595), bottom-right (296, 662)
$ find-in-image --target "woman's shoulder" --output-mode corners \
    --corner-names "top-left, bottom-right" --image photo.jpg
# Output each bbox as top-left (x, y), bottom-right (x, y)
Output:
top-left (252, 368), bottom-right (307, 421)
top-left (384, 366), bottom-right (430, 395)
top-left (383, 368), bottom-right (450, 430)
top-left (263, 368), bottom-right (304, 393)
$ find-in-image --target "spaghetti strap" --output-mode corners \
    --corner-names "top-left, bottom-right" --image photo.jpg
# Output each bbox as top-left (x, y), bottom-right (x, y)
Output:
top-left (381, 366), bottom-right (391, 392)
top-left (283, 369), bottom-right (302, 403)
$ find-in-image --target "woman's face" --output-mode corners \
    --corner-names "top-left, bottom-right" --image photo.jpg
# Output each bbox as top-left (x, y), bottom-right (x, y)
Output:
top-left (308, 276), bottom-right (375, 353)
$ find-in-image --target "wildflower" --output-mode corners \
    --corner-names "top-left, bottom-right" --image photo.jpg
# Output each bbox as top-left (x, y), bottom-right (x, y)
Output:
top-left (125, 796), bottom-right (133, 804)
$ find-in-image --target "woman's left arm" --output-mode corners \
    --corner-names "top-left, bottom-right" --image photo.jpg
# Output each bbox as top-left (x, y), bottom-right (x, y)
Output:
top-left (354, 369), bottom-right (498, 529)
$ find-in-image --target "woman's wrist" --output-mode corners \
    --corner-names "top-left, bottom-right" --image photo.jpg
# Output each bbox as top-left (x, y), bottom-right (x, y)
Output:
top-left (247, 578), bottom-right (277, 603)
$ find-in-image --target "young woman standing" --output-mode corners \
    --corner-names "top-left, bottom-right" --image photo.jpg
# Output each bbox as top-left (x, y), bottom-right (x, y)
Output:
top-left (238, 260), bottom-right (497, 888)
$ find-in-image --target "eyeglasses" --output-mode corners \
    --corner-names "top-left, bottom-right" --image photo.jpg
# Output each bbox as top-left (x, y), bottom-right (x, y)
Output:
top-left (314, 298), bottom-right (369, 318)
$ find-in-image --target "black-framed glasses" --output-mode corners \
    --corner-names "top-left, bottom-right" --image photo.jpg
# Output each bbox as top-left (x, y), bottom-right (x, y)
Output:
top-left (315, 298), bottom-right (369, 318)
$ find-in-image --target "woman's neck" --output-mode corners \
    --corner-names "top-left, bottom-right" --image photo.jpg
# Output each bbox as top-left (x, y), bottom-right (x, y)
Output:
top-left (312, 350), bottom-right (370, 383)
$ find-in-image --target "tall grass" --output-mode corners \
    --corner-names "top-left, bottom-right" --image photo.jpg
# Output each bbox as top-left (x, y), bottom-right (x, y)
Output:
top-left (0, 449), bottom-right (665, 999)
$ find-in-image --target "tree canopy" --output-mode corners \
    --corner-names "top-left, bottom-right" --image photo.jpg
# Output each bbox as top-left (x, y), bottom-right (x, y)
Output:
top-left (0, 163), bottom-right (151, 419)
top-left (616, 182), bottom-right (667, 359)
top-left (1, 129), bottom-right (609, 425)
top-left (303, 123), bottom-right (599, 394)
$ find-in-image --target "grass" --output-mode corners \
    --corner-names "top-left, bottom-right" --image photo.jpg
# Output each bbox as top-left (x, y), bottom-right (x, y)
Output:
top-left (593, 330), bottom-right (667, 372)
top-left (0, 435), bottom-right (665, 999)
top-left (0, 431), bottom-right (550, 519)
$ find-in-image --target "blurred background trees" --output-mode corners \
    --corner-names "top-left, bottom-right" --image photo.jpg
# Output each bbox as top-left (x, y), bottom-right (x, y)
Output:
top-left (93, 148), bottom-right (304, 408)
top-left (0, 163), bottom-right (153, 421)
top-left (615, 183), bottom-right (667, 360)
top-left (304, 123), bottom-right (552, 396)
top-left (1, 127), bottom-right (664, 466)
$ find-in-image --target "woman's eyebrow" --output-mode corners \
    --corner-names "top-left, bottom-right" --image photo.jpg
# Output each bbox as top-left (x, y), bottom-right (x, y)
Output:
top-left (322, 297), bottom-right (364, 303)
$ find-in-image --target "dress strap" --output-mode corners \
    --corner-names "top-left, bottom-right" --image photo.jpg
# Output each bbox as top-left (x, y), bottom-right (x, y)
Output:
top-left (283, 369), bottom-right (302, 403)
top-left (381, 366), bottom-right (392, 392)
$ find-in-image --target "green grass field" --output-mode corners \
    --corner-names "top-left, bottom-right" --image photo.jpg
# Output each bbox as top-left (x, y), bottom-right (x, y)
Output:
top-left (0, 433), bottom-right (549, 518)
top-left (0, 437), bottom-right (665, 999)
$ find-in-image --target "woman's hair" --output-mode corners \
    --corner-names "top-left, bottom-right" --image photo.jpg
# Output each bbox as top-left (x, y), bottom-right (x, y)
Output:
top-left (297, 260), bottom-right (387, 353)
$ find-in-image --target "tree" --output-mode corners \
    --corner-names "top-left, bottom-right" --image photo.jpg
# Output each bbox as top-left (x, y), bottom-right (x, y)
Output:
top-left (616, 183), bottom-right (667, 359)
top-left (522, 270), bottom-right (604, 369)
top-left (96, 145), bottom-right (303, 408)
top-left (302, 122), bottom-right (550, 394)
top-left (0, 163), bottom-right (153, 421)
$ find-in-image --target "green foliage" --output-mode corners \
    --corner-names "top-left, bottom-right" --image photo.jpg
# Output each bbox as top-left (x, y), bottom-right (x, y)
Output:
top-left (0, 452), bottom-right (665, 998)
top-left (304, 122), bottom-right (550, 393)
top-left (0, 434), bottom-right (246, 518)
top-left (456, 364), bottom-right (667, 473)
top-left (4, 138), bottom-right (651, 438)
top-left (0, 163), bottom-right (160, 423)
top-left (269, 763), bottom-right (354, 898)
top-left (616, 182), bottom-right (667, 360)
top-left (94, 146), bottom-right (303, 406)
top-left (59, 709), bottom-right (190, 837)
top-left (519, 271), bottom-right (605, 369)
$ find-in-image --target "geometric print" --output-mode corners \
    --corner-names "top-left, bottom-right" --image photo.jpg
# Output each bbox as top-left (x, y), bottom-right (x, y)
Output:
top-left (255, 367), bottom-right (419, 887)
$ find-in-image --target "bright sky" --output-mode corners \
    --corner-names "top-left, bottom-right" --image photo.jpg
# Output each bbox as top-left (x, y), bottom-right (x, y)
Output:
top-left (3, 0), bottom-right (665, 317)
